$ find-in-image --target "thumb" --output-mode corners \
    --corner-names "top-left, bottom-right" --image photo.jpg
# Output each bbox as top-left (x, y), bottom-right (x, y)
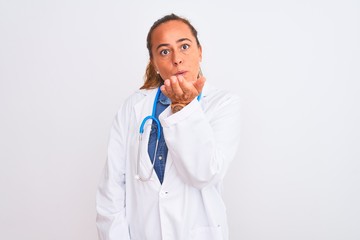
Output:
top-left (193, 76), bottom-right (206, 94)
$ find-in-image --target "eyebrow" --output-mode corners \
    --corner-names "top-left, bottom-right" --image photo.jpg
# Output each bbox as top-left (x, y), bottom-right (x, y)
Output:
top-left (156, 38), bottom-right (192, 50)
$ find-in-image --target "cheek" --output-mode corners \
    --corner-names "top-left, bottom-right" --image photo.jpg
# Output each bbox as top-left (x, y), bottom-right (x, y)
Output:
top-left (153, 59), bottom-right (165, 70)
top-left (190, 58), bottom-right (201, 67)
top-left (157, 57), bottom-right (171, 65)
top-left (190, 51), bottom-right (202, 64)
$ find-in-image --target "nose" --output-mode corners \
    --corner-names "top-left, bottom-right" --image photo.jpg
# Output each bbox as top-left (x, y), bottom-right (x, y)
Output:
top-left (173, 51), bottom-right (183, 65)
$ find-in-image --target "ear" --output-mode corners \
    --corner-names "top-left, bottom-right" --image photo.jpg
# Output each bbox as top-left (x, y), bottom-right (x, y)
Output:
top-left (198, 45), bottom-right (202, 62)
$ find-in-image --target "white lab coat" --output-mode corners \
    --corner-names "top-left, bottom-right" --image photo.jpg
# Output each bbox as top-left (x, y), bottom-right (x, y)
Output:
top-left (96, 83), bottom-right (241, 240)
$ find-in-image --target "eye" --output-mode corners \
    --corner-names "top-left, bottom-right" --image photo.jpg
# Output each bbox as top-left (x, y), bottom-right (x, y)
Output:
top-left (160, 49), bottom-right (170, 56)
top-left (181, 44), bottom-right (190, 50)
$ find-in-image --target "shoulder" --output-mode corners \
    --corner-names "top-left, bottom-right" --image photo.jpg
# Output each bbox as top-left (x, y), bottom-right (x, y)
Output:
top-left (202, 83), bottom-right (241, 108)
top-left (112, 88), bottom-right (158, 121)
top-left (120, 88), bottom-right (157, 110)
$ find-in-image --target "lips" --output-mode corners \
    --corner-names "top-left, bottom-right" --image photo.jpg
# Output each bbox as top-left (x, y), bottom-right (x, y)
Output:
top-left (174, 71), bottom-right (187, 76)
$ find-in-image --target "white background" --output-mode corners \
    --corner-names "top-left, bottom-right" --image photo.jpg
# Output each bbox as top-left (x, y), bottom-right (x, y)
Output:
top-left (1, 0), bottom-right (359, 239)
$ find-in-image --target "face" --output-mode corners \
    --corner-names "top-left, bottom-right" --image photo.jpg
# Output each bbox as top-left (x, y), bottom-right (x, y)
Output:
top-left (150, 20), bottom-right (202, 82)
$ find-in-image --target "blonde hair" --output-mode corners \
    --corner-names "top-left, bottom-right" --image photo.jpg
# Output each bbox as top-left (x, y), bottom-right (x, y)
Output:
top-left (140, 13), bottom-right (201, 90)
top-left (141, 62), bottom-right (163, 90)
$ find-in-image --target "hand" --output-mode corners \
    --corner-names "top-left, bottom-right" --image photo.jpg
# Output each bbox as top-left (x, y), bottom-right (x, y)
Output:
top-left (160, 75), bottom-right (206, 106)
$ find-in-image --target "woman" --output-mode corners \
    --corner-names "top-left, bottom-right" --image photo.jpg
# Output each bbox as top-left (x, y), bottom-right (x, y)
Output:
top-left (96, 13), bottom-right (241, 240)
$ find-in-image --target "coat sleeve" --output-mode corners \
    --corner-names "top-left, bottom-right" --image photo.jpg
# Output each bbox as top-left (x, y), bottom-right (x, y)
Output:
top-left (159, 91), bottom-right (241, 189)
top-left (96, 104), bottom-right (131, 240)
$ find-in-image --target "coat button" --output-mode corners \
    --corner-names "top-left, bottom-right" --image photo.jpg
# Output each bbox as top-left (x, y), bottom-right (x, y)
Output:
top-left (160, 190), bottom-right (168, 198)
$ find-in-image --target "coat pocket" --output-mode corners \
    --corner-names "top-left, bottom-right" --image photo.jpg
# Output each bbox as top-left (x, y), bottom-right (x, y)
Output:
top-left (190, 226), bottom-right (223, 240)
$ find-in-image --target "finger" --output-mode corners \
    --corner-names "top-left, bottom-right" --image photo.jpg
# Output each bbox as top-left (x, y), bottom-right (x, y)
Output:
top-left (177, 75), bottom-right (191, 91)
top-left (177, 75), bottom-right (196, 99)
top-left (170, 76), bottom-right (184, 97)
top-left (163, 79), bottom-right (174, 96)
top-left (160, 84), bottom-right (170, 98)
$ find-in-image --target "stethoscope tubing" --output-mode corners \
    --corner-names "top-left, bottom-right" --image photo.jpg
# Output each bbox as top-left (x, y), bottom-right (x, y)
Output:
top-left (135, 87), bottom-right (201, 181)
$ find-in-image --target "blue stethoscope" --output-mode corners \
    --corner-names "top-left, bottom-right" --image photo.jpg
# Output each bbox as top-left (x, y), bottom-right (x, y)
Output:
top-left (135, 87), bottom-right (202, 181)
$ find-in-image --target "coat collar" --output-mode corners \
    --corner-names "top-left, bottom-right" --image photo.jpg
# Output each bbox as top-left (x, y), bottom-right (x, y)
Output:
top-left (133, 81), bottom-right (211, 122)
top-left (133, 88), bottom-right (158, 125)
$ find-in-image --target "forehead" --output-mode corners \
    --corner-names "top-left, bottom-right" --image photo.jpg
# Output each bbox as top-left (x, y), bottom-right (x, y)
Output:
top-left (151, 20), bottom-right (195, 45)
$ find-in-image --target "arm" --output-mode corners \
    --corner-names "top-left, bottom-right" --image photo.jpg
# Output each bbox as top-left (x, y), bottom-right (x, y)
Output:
top-left (96, 106), bottom-right (130, 240)
top-left (159, 89), bottom-right (241, 189)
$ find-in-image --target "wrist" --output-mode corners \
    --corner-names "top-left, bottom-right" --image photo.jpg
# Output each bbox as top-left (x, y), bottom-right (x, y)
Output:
top-left (171, 102), bottom-right (187, 113)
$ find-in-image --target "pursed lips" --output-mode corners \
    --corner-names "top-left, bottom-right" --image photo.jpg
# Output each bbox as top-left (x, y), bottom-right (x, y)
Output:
top-left (174, 71), bottom-right (187, 76)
